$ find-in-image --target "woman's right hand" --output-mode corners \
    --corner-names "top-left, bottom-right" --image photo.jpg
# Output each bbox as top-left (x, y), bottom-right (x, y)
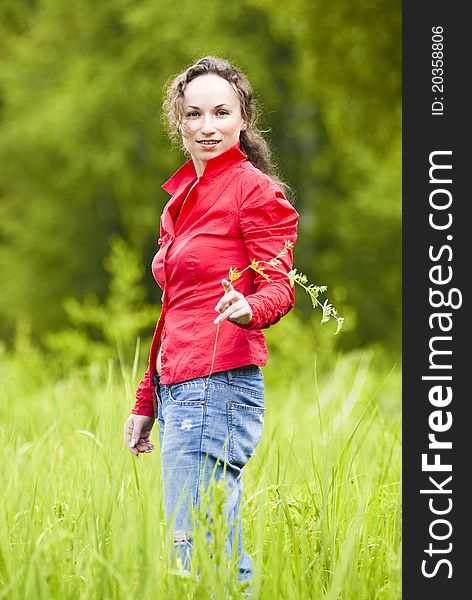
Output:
top-left (123, 414), bottom-right (155, 456)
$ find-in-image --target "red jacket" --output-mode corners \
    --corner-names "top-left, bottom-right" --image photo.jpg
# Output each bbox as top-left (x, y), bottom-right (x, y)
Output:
top-left (131, 140), bottom-right (299, 417)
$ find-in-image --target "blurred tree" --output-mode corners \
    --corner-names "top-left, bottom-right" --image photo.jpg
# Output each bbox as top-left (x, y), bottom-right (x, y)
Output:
top-left (44, 236), bottom-right (159, 368)
top-left (0, 0), bottom-right (400, 351)
top-left (246, 0), bottom-right (402, 350)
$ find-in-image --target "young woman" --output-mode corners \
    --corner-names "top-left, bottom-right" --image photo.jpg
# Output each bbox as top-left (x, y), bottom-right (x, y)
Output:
top-left (123, 56), bottom-right (299, 584)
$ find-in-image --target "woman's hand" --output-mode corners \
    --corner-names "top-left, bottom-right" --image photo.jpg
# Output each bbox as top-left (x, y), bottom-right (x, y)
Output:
top-left (123, 414), bottom-right (155, 457)
top-left (214, 279), bottom-right (252, 325)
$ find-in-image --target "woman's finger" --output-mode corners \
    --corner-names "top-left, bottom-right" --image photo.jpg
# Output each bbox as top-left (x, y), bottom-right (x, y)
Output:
top-left (214, 299), bottom-right (248, 324)
top-left (214, 291), bottom-right (241, 312)
top-left (136, 439), bottom-right (155, 453)
top-left (228, 307), bottom-right (251, 321)
top-left (222, 279), bottom-right (234, 292)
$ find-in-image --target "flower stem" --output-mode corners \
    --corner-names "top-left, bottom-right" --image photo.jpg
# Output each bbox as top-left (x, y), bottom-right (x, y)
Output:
top-left (205, 322), bottom-right (221, 388)
top-left (251, 260), bottom-right (344, 330)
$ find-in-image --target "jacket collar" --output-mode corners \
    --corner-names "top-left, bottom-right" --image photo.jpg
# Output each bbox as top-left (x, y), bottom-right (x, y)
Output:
top-left (161, 139), bottom-right (248, 196)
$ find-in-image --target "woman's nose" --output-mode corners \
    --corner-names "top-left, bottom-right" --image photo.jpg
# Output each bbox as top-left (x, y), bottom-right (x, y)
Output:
top-left (200, 116), bottom-right (216, 134)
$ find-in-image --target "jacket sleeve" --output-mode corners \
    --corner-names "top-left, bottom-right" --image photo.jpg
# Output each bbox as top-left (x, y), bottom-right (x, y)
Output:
top-left (131, 363), bottom-right (157, 418)
top-left (131, 321), bottom-right (160, 418)
top-left (236, 181), bottom-right (299, 330)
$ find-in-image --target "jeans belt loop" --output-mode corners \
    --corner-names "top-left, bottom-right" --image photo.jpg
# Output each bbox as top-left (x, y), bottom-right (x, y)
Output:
top-left (227, 369), bottom-right (234, 384)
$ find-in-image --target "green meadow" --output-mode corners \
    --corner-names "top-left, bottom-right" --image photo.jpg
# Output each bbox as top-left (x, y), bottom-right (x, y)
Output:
top-left (0, 317), bottom-right (401, 599)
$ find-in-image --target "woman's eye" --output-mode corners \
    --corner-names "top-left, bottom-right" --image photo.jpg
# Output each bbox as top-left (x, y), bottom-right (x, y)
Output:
top-left (185, 110), bottom-right (229, 118)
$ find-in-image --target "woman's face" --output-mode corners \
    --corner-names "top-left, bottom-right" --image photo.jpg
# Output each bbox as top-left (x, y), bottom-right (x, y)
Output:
top-left (180, 74), bottom-right (246, 176)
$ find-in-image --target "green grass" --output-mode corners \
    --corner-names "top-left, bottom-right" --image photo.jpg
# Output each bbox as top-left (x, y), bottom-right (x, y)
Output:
top-left (0, 334), bottom-right (401, 599)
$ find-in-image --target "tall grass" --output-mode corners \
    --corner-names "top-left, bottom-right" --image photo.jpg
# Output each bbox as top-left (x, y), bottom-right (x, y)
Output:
top-left (0, 323), bottom-right (401, 599)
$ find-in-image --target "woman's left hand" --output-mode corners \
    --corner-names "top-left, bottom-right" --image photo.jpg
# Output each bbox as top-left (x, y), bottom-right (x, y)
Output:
top-left (214, 279), bottom-right (252, 325)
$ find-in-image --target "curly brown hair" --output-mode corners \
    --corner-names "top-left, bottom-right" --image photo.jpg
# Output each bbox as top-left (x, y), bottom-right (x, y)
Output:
top-left (162, 55), bottom-right (293, 200)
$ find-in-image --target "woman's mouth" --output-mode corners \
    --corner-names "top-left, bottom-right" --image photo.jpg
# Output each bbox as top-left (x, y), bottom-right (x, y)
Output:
top-left (198, 140), bottom-right (221, 149)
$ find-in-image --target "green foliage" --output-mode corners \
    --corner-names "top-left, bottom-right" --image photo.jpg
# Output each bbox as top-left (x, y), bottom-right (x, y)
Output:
top-left (44, 236), bottom-right (159, 368)
top-left (0, 0), bottom-right (400, 351)
top-left (288, 268), bottom-right (344, 334)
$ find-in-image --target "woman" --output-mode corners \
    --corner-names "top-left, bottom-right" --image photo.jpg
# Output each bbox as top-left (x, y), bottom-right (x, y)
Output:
top-left (123, 56), bottom-right (299, 584)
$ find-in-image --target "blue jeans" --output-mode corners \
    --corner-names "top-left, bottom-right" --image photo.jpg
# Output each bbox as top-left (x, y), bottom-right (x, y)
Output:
top-left (153, 365), bottom-right (264, 584)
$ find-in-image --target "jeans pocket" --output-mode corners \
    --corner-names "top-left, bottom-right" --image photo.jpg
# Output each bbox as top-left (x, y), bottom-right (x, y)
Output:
top-left (227, 401), bottom-right (265, 469)
top-left (231, 369), bottom-right (264, 398)
top-left (167, 381), bottom-right (205, 406)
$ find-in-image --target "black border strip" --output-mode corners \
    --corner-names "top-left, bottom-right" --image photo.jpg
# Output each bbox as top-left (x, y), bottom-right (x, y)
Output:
top-left (403, 3), bottom-right (468, 597)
